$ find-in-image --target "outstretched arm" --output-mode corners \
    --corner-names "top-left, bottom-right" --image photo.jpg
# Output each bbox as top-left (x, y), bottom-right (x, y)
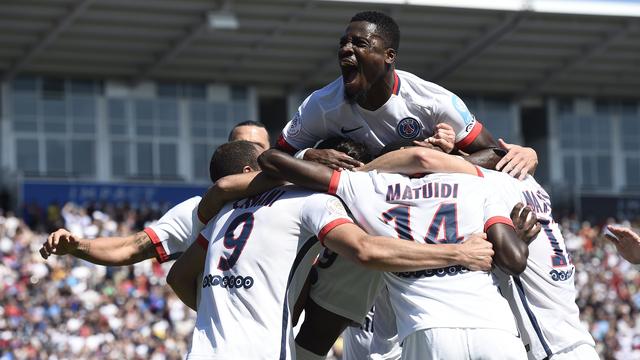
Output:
top-left (606, 225), bottom-right (640, 264)
top-left (258, 149), bottom-right (334, 191)
top-left (40, 228), bottom-right (156, 266)
top-left (357, 147), bottom-right (477, 176)
top-left (322, 223), bottom-right (494, 272)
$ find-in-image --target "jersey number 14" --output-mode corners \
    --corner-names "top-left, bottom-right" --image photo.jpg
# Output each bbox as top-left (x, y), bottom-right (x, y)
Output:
top-left (382, 203), bottom-right (463, 244)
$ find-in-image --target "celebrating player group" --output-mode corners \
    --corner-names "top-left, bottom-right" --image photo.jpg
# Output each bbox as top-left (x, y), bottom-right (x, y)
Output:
top-left (40, 11), bottom-right (600, 360)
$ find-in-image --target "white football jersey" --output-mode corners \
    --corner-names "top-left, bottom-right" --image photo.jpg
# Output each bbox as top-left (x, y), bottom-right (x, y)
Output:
top-left (188, 186), bottom-right (352, 360)
top-left (341, 286), bottom-right (402, 360)
top-left (309, 247), bottom-right (383, 324)
top-left (479, 169), bottom-right (595, 359)
top-left (329, 170), bottom-right (518, 341)
top-left (277, 70), bottom-right (482, 155)
top-left (342, 310), bottom-right (374, 360)
top-left (144, 196), bottom-right (206, 263)
top-left (369, 286), bottom-right (402, 360)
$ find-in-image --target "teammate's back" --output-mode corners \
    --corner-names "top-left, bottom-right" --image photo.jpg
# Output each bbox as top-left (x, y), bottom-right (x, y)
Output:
top-left (189, 185), bottom-right (350, 360)
top-left (330, 170), bottom-right (519, 340)
top-left (480, 169), bottom-right (597, 359)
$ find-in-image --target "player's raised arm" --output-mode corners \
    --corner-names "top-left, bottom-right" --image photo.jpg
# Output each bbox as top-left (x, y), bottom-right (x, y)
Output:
top-left (198, 171), bottom-right (285, 221)
top-left (358, 147), bottom-right (478, 176)
top-left (40, 228), bottom-right (156, 266)
top-left (258, 149), bottom-right (334, 191)
top-left (322, 223), bottom-right (494, 272)
top-left (167, 236), bottom-right (208, 311)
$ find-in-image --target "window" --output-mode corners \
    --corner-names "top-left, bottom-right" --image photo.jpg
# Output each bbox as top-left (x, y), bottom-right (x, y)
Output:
top-left (159, 143), bottom-right (178, 177)
top-left (111, 141), bottom-right (129, 177)
top-left (17, 139), bottom-right (39, 174)
top-left (108, 99), bottom-right (128, 135)
top-left (10, 77), bottom-right (99, 178)
top-left (136, 142), bottom-right (154, 177)
top-left (71, 140), bottom-right (95, 176)
top-left (45, 139), bottom-right (67, 176)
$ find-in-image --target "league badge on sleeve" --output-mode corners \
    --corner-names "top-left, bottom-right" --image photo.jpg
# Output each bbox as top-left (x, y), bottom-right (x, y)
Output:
top-left (396, 117), bottom-right (422, 139)
top-left (287, 111), bottom-right (302, 137)
top-left (326, 197), bottom-right (349, 217)
top-left (452, 95), bottom-right (473, 125)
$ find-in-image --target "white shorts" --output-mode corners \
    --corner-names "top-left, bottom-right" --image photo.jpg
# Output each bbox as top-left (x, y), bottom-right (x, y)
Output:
top-left (401, 328), bottom-right (527, 360)
top-left (309, 250), bottom-right (384, 324)
top-left (549, 343), bottom-right (599, 360)
top-left (342, 324), bottom-right (374, 360)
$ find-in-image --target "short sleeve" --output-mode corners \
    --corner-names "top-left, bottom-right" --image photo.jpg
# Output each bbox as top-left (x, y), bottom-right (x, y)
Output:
top-left (482, 185), bottom-right (514, 232)
top-left (436, 93), bottom-right (483, 152)
top-left (277, 93), bottom-right (328, 153)
top-left (144, 196), bottom-right (204, 263)
top-left (300, 193), bottom-right (353, 246)
top-left (327, 170), bottom-right (375, 210)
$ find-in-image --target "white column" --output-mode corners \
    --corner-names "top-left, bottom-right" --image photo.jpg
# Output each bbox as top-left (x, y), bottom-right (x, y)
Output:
top-left (547, 98), bottom-right (563, 184)
top-left (178, 98), bottom-right (192, 183)
top-left (611, 112), bottom-right (624, 193)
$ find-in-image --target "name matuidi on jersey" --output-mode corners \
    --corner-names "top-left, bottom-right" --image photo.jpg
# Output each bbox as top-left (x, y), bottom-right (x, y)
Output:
top-left (386, 182), bottom-right (458, 202)
top-left (232, 188), bottom-right (286, 209)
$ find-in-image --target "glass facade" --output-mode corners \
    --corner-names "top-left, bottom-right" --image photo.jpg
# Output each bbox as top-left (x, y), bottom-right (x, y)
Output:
top-left (7, 76), bottom-right (254, 184)
top-left (11, 77), bottom-right (99, 177)
top-left (551, 98), bottom-right (640, 192)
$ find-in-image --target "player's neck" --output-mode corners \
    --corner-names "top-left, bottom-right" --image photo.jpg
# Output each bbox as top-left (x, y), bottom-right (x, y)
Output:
top-left (357, 69), bottom-right (395, 111)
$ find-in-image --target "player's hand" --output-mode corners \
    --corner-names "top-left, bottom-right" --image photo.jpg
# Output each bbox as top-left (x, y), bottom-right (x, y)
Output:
top-left (303, 148), bottom-right (363, 170)
top-left (458, 233), bottom-right (494, 271)
top-left (39, 228), bottom-right (80, 259)
top-left (424, 123), bottom-right (455, 153)
top-left (495, 139), bottom-right (538, 180)
top-left (511, 203), bottom-right (540, 244)
top-left (606, 225), bottom-right (640, 264)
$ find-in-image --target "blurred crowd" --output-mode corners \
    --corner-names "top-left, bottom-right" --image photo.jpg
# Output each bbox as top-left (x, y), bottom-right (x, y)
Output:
top-left (1, 203), bottom-right (640, 359)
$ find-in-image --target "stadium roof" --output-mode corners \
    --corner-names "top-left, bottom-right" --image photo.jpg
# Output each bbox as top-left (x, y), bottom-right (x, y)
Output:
top-left (1, 0), bottom-right (639, 100)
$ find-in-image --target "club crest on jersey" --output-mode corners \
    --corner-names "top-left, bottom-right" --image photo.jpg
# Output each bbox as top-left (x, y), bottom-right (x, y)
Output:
top-left (287, 111), bottom-right (302, 137)
top-left (396, 117), bottom-right (421, 139)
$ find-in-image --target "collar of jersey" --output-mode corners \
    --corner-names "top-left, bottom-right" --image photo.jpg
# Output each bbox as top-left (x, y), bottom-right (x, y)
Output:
top-left (355, 72), bottom-right (401, 114)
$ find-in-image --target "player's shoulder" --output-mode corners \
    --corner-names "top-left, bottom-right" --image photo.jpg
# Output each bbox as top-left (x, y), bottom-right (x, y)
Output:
top-left (396, 70), bottom-right (454, 99)
top-left (166, 196), bottom-right (201, 215)
top-left (303, 77), bottom-right (345, 112)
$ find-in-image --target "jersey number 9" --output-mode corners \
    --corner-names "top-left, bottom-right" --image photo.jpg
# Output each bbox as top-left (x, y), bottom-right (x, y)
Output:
top-left (218, 212), bottom-right (255, 271)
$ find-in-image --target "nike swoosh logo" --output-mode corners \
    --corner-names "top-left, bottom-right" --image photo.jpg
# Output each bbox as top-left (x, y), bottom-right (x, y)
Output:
top-left (340, 126), bottom-right (363, 134)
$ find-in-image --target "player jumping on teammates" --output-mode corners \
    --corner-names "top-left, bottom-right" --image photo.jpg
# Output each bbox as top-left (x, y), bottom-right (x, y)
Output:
top-left (275, 11), bottom-right (537, 180)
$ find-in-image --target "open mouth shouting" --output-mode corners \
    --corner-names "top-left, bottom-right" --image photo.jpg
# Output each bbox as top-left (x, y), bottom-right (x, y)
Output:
top-left (340, 58), bottom-right (363, 101)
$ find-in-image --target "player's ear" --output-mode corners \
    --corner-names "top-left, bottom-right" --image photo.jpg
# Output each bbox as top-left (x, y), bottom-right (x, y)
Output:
top-left (385, 48), bottom-right (396, 65)
top-left (242, 165), bottom-right (254, 174)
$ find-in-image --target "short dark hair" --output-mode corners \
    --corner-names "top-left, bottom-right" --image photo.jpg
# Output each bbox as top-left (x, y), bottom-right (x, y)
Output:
top-left (209, 141), bottom-right (261, 183)
top-left (316, 137), bottom-right (372, 163)
top-left (227, 121), bottom-right (267, 141)
top-left (351, 11), bottom-right (400, 51)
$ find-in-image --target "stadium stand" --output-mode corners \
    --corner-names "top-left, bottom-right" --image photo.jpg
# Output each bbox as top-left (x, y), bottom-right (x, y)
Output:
top-left (0, 203), bottom-right (638, 359)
